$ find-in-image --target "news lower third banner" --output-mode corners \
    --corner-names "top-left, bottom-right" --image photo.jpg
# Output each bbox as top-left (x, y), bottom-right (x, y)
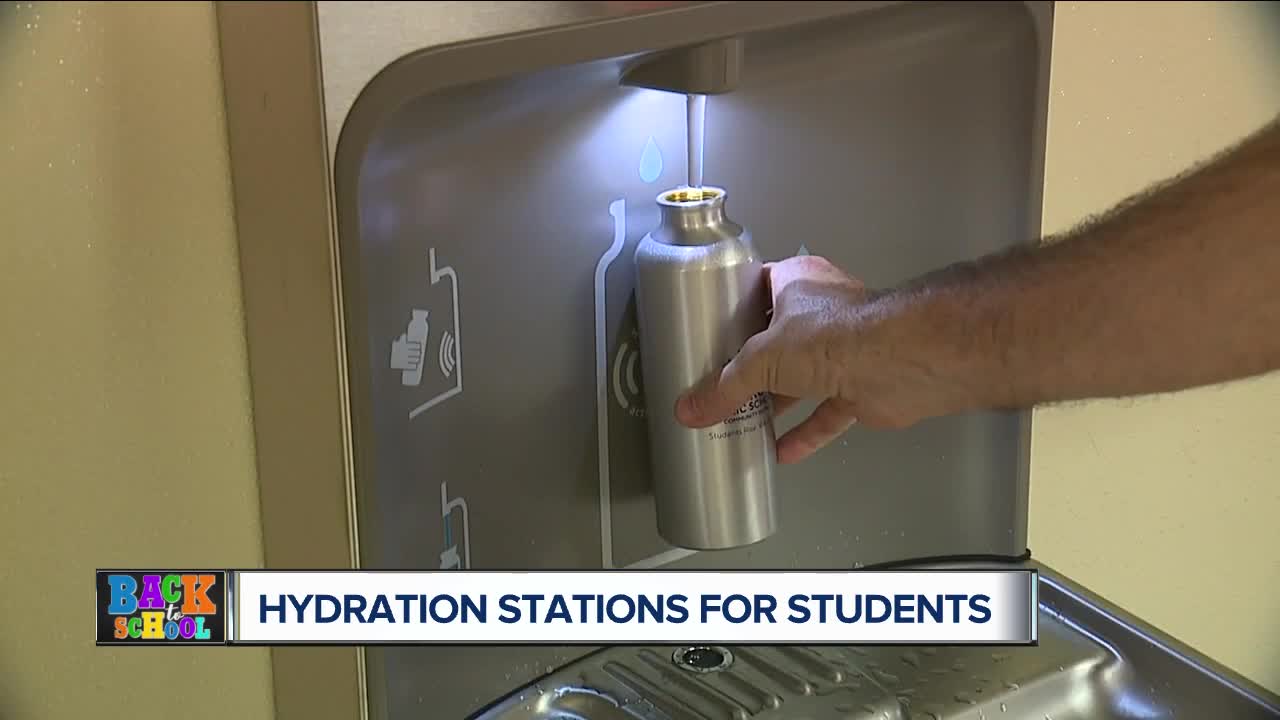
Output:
top-left (96, 569), bottom-right (1038, 646)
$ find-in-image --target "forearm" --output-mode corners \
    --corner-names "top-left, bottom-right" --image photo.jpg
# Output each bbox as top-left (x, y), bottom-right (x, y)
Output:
top-left (876, 115), bottom-right (1280, 414)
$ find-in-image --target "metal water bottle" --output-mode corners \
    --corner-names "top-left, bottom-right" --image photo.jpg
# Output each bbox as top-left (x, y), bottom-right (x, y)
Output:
top-left (634, 186), bottom-right (778, 551)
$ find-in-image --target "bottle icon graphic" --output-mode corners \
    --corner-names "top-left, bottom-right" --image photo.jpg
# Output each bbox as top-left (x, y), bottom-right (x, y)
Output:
top-left (406, 248), bottom-right (464, 419)
top-left (391, 309), bottom-right (430, 387)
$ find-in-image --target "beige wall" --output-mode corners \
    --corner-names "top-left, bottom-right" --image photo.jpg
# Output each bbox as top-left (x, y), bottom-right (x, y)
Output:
top-left (0, 2), bottom-right (273, 719)
top-left (1031, 0), bottom-right (1280, 694)
top-left (2, 2), bottom-right (1278, 719)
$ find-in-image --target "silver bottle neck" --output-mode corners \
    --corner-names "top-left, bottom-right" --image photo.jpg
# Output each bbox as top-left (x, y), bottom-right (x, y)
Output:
top-left (657, 187), bottom-right (730, 243)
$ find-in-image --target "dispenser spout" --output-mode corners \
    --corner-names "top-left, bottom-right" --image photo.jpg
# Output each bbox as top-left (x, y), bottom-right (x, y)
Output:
top-left (620, 37), bottom-right (744, 95)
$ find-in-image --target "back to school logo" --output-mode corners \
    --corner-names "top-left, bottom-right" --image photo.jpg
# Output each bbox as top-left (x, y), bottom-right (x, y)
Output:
top-left (95, 570), bottom-right (227, 645)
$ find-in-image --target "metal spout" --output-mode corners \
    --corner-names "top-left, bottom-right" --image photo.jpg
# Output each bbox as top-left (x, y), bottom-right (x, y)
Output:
top-left (620, 37), bottom-right (744, 95)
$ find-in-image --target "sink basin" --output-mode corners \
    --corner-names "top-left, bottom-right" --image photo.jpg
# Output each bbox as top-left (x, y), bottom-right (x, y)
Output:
top-left (470, 563), bottom-right (1279, 720)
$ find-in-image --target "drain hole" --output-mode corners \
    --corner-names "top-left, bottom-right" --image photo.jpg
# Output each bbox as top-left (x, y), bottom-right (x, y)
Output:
top-left (673, 646), bottom-right (733, 673)
top-left (683, 648), bottom-right (724, 669)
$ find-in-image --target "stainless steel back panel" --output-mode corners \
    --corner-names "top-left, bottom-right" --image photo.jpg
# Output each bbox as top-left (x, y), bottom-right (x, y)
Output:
top-left (334, 2), bottom-right (1050, 717)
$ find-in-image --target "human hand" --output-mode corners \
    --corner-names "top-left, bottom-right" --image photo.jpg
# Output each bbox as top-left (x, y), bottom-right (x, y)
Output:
top-left (675, 254), bottom-right (973, 463)
top-left (674, 255), bottom-right (870, 464)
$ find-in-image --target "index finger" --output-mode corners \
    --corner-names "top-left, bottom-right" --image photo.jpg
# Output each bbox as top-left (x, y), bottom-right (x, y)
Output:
top-left (766, 256), bottom-right (823, 304)
top-left (675, 331), bottom-right (775, 428)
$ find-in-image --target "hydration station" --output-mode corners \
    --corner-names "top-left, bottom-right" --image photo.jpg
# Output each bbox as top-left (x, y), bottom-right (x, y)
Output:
top-left (214, 3), bottom-right (1280, 719)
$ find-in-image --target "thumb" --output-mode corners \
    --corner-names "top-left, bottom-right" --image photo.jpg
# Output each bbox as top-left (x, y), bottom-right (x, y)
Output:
top-left (675, 332), bottom-right (774, 428)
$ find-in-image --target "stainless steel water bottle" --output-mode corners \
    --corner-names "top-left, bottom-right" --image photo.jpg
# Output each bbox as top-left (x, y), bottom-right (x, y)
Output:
top-left (633, 186), bottom-right (779, 551)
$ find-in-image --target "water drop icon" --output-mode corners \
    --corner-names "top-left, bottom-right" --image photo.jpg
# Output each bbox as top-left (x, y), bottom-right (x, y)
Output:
top-left (639, 136), bottom-right (663, 183)
top-left (797, 244), bottom-right (810, 256)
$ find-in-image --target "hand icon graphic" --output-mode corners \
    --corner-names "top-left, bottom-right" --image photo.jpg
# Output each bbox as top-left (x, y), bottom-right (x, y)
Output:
top-left (391, 334), bottom-right (424, 372)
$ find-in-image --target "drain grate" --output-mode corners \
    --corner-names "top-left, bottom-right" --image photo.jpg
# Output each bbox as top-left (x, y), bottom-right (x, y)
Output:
top-left (673, 646), bottom-right (735, 673)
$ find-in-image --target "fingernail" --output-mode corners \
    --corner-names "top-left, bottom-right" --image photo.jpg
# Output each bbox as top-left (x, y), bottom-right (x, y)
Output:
top-left (674, 395), bottom-right (696, 425)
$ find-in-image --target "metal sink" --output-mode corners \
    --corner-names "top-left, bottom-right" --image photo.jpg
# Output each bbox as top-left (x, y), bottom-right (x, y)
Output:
top-left (470, 562), bottom-right (1279, 720)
